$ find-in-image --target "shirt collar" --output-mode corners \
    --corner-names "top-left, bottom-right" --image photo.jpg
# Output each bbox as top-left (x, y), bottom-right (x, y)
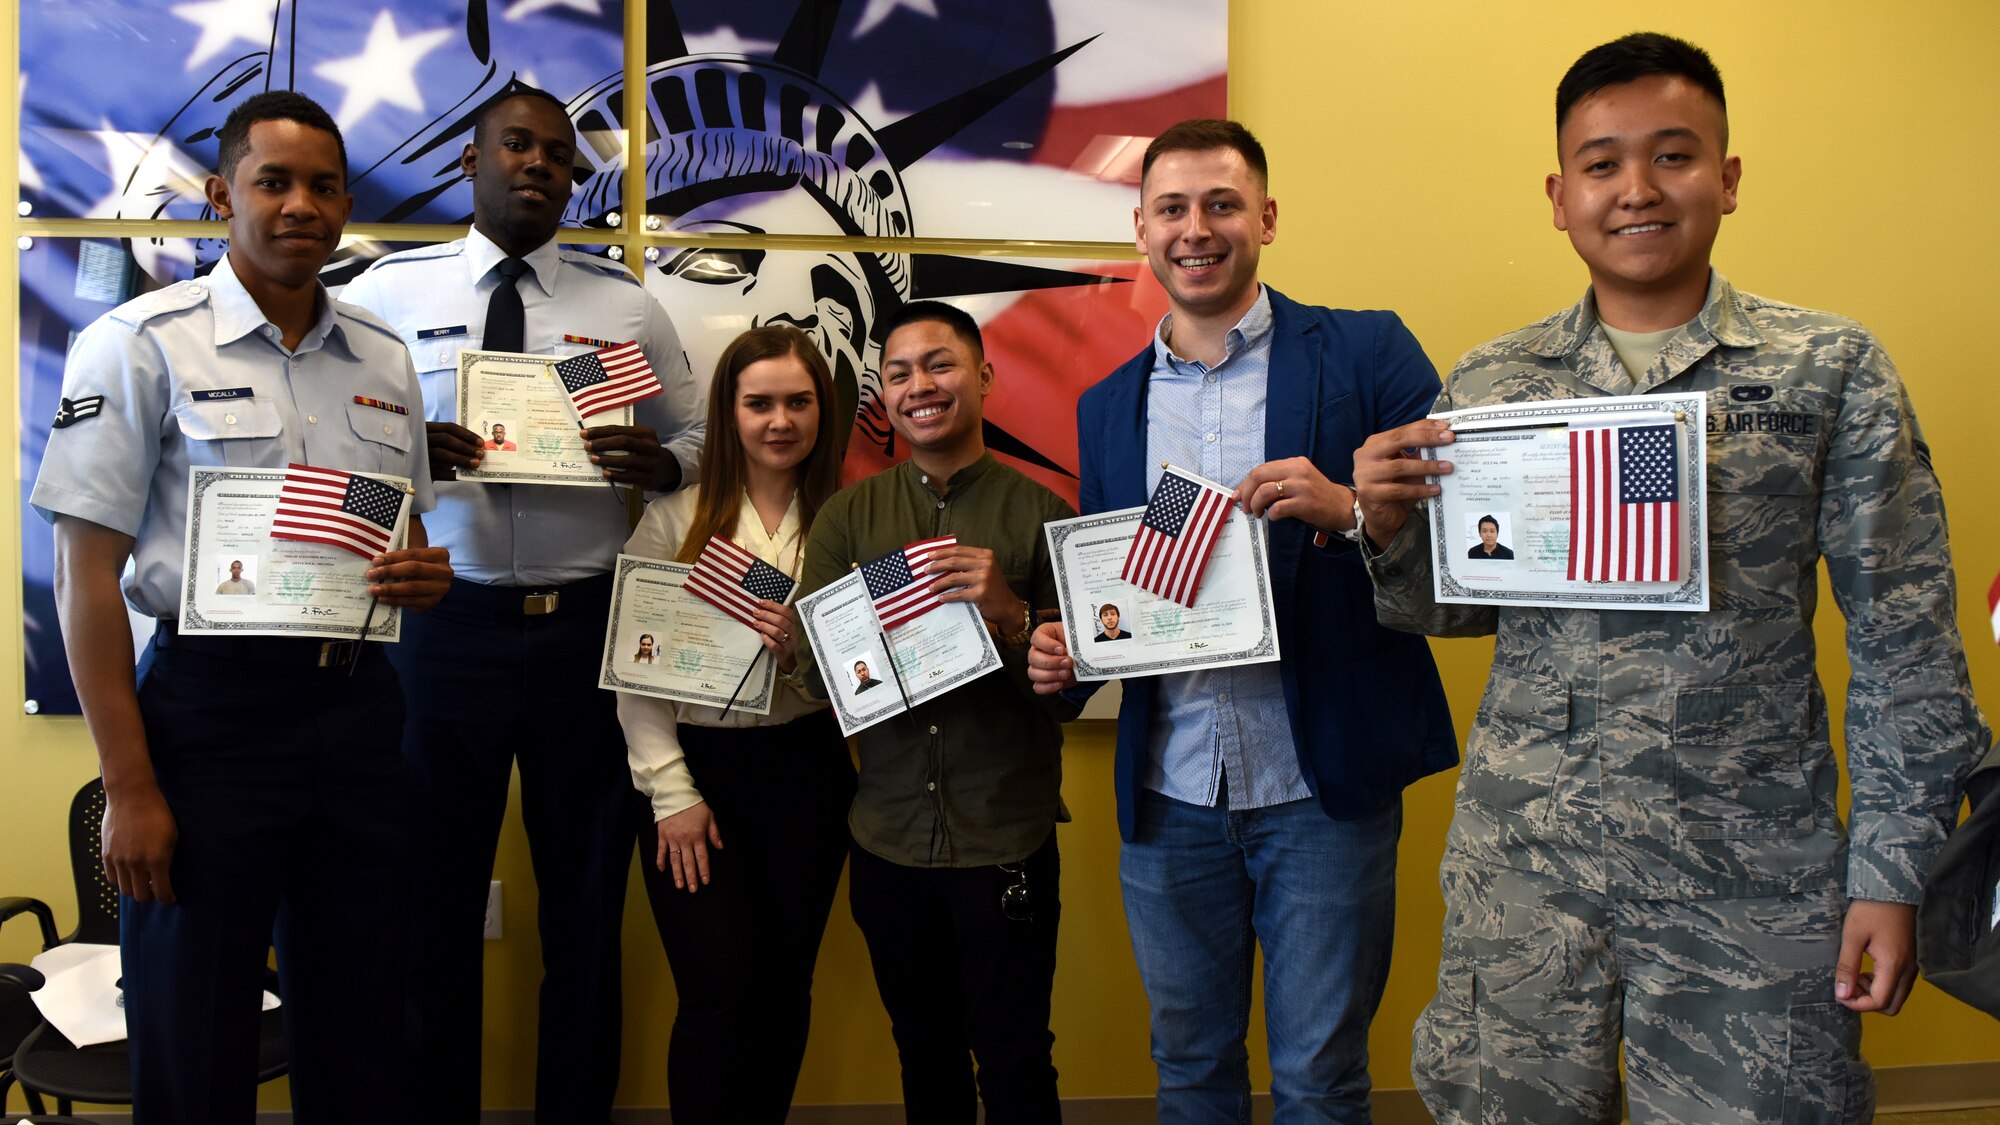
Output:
top-left (1527, 270), bottom-right (1762, 358)
top-left (464, 225), bottom-right (561, 299)
top-left (1152, 285), bottom-right (1273, 370)
top-left (207, 252), bottom-right (345, 355)
top-left (732, 488), bottom-right (804, 564)
top-left (902, 451), bottom-right (996, 498)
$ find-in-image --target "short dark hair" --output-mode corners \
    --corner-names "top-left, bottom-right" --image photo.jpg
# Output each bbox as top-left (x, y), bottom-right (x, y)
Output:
top-left (1556, 33), bottom-right (1727, 147)
top-left (1142, 119), bottom-right (1269, 187)
top-left (880, 300), bottom-right (983, 358)
top-left (472, 85), bottom-right (574, 148)
top-left (217, 91), bottom-right (346, 179)
top-left (1478, 515), bottom-right (1500, 531)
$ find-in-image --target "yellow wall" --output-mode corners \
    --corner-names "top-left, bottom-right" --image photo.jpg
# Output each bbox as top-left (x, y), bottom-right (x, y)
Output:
top-left (4, 0), bottom-right (1998, 1112)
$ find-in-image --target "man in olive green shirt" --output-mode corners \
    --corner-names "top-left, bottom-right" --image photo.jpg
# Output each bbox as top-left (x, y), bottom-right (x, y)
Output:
top-left (798, 300), bottom-right (1077, 1121)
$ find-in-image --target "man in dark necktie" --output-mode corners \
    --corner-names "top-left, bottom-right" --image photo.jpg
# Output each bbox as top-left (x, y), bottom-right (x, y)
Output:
top-left (342, 86), bottom-right (704, 1125)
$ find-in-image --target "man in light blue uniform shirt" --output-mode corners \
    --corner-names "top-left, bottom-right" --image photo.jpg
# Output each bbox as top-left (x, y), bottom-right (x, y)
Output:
top-left (1029, 119), bottom-right (1456, 1123)
top-left (340, 85), bottom-right (702, 1125)
top-left (31, 92), bottom-right (451, 1125)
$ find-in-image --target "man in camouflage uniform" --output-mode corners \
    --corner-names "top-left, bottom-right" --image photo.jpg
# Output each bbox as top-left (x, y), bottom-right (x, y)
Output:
top-left (1354, 33), bottom-right (1988, 1124)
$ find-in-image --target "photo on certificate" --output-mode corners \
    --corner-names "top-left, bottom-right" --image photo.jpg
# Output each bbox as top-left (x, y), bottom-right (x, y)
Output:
top-left (845, 652), bottom-right (892, 698)
top-left (797, 568), bottom-right (1001, 737)
top-left (1045, 508), bottom-right (1280, 683)
top-left (598, 555), bottom-right (776, 715)
top-left (213, 555), bottom-right (260, 596)
top-left (456, 349), bottom-right (633, 487)
top-left (1421, 392), bottom-right (1709, 612)
top-left (177, 467), bottom-right (407, 641)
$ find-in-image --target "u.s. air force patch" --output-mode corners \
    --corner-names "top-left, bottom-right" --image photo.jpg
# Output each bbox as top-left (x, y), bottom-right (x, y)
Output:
top-left (52, 395), bottom-right (105, 428)
top-left (1707, 409), bottom-right (1819, 437)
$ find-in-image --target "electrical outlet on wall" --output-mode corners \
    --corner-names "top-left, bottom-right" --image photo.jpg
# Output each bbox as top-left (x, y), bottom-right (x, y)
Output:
top-left (484, 880), bottom-right (503, 940)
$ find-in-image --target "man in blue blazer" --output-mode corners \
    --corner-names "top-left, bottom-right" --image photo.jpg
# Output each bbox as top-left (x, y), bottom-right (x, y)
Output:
top-left (1030, 119), bottom-right (1456, 1122)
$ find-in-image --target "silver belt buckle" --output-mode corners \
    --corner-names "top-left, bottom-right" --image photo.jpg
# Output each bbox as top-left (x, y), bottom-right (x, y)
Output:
top-left (317, 640), bottom-right (357, 668)
top-left (523, 592), bottom-right (559, 616)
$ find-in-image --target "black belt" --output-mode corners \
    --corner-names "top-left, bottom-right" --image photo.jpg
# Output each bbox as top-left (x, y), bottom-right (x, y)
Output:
top-left (153, 620), bottom-right (377, 669)
top-left (444, 573), bottom-right (613, 619)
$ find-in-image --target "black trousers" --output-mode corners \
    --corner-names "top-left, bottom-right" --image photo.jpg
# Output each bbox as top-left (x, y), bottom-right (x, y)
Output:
top-left (637, 710), bottom-right (856, 1125)
top-left (127, 627), bottom-right (411, 1125)
top-left (388, 575), bottom-right (638, 1125)
top-left (847, 831), bottom-right (1063, 1125)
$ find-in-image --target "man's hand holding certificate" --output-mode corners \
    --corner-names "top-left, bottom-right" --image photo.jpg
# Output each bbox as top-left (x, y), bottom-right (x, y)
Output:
top-left (1041, 467), bottom-right (1282, 684)
top-left (454, 347), bottom-right (646, 487)
top-left (178, 465), bottom-right (431, 641)
top-left (1356, 393), bottom-right (1709, 611)
top-left (797, 536), bottom-right (1003, 736)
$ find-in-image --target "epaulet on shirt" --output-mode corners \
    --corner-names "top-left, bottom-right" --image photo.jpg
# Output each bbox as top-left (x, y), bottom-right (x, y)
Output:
top-left (559, 248), bottom-right (641, 285)
top-left (104, 279), bottom-right (211, 333)
top-left (334, 300), bottom-right (405, 344)
top-left (361, 241), bottom-right (465, 270)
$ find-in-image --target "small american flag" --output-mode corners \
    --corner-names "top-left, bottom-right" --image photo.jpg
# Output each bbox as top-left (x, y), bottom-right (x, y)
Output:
top-left (1568, 423), bottom-right (1680, 582)
top-left (553, 341), bottom-right (662, 418)
top-left (1122, 467), bottom-right (1234, 607)
top-left (270, 464), bottom-right (407, 559)
top-left (861, 535), bottom-right (957, 632)
top-left (683, 534), bottom-right (796, 630)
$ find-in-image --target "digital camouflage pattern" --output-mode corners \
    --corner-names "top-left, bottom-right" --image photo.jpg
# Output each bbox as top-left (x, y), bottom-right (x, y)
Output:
top-left (1369, 274), bottom-right (1989, 1123)
top-left (1418, 860), bottom-right (1870, 1123)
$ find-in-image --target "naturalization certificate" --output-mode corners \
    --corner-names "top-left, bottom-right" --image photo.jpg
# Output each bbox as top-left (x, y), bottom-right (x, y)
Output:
top-left (1421, 392), bottom-right (1709, 611)
top-left (597, 554), bottom-right (777, 715)
top-left (1044, 506), bottom-right (1280, 682)
top-left (796, 568), bottom-right (1002, 737)
top-left (455, 348), bottom-right (632, 486)
top-left (176, 466), bottom-right (407, 640)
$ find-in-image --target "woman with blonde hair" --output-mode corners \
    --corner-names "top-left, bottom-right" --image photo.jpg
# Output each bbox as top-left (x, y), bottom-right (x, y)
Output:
top-left (619, 325), bottom-right (853, 1123)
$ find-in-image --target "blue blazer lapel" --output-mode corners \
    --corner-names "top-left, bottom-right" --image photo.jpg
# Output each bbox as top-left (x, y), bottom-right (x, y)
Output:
top-left (1260, 290), bottom-right (1315, 645)
top-left (1263, 289), bottom-right (1319, 466)
top-left (1102, 348), bottom-right (1152, 510)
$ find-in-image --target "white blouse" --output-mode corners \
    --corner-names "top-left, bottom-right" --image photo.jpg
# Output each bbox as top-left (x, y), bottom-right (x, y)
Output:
top-left (618, 486), bottom-right (828, 821)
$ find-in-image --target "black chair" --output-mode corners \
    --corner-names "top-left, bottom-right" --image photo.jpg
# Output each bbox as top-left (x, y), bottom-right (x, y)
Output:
top-left (0, 779), bottom-right (287, 1117)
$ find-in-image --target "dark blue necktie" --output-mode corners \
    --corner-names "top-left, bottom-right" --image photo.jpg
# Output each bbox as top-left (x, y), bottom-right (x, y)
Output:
top-left (484, 257), bottom-right (531, 352)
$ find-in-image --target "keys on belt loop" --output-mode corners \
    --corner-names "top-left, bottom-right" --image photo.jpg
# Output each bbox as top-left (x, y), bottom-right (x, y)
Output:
top-left (523, 592), bottom-right (560, 615)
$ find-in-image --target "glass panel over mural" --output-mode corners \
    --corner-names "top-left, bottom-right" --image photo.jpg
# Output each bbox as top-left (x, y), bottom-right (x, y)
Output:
top-left (637, 0), bottom-right (1226, 242)
top-left (19, 0), bottom-right (628, 224)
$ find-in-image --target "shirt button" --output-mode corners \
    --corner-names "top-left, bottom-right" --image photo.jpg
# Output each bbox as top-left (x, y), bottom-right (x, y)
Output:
top-left (307, 414), bottom-right (317, 424)
top-left (927, 782), bottom-right (937, 792)
top-left (224, 413), bottom-right (237, 425)
top-left (928, 725), bottom-right (938, 735)
top-left (261, 325), bottom-right (275, 337)
top-left (936, 501), bottom-right (945, 510)
top-left (517, 512), bottom-right (528, 519)
top-left (1204, 374), bottom-right (1216, 384)
top-left (384, 424), bottom-right (393, 435)
top-left (1217, 692), bottom-right (1228, 703)
top-left (1204, 432), bottom-right (1216, 443)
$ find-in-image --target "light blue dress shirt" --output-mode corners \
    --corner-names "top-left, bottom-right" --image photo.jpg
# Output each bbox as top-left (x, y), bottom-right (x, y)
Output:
top-left (340, 228), bottom-right (705, 585)
top-left (31, 253), bottom-right (435, 618)
top-left (1142, 287), bottom-right (1312, 810)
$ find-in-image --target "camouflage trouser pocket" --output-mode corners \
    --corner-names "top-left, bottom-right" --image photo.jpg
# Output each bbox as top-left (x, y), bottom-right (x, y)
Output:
top-left (1413, 939), bottom-right (1481, 1122)
top-left (1782, 1002), bottom-right (1871, 1124)
top-left (1463, 668), bottom-right (1571, 827)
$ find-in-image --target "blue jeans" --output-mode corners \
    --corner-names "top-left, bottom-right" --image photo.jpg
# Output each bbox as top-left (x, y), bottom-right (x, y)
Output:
top-left (1120, 787), bottom-right (1402, 1125)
